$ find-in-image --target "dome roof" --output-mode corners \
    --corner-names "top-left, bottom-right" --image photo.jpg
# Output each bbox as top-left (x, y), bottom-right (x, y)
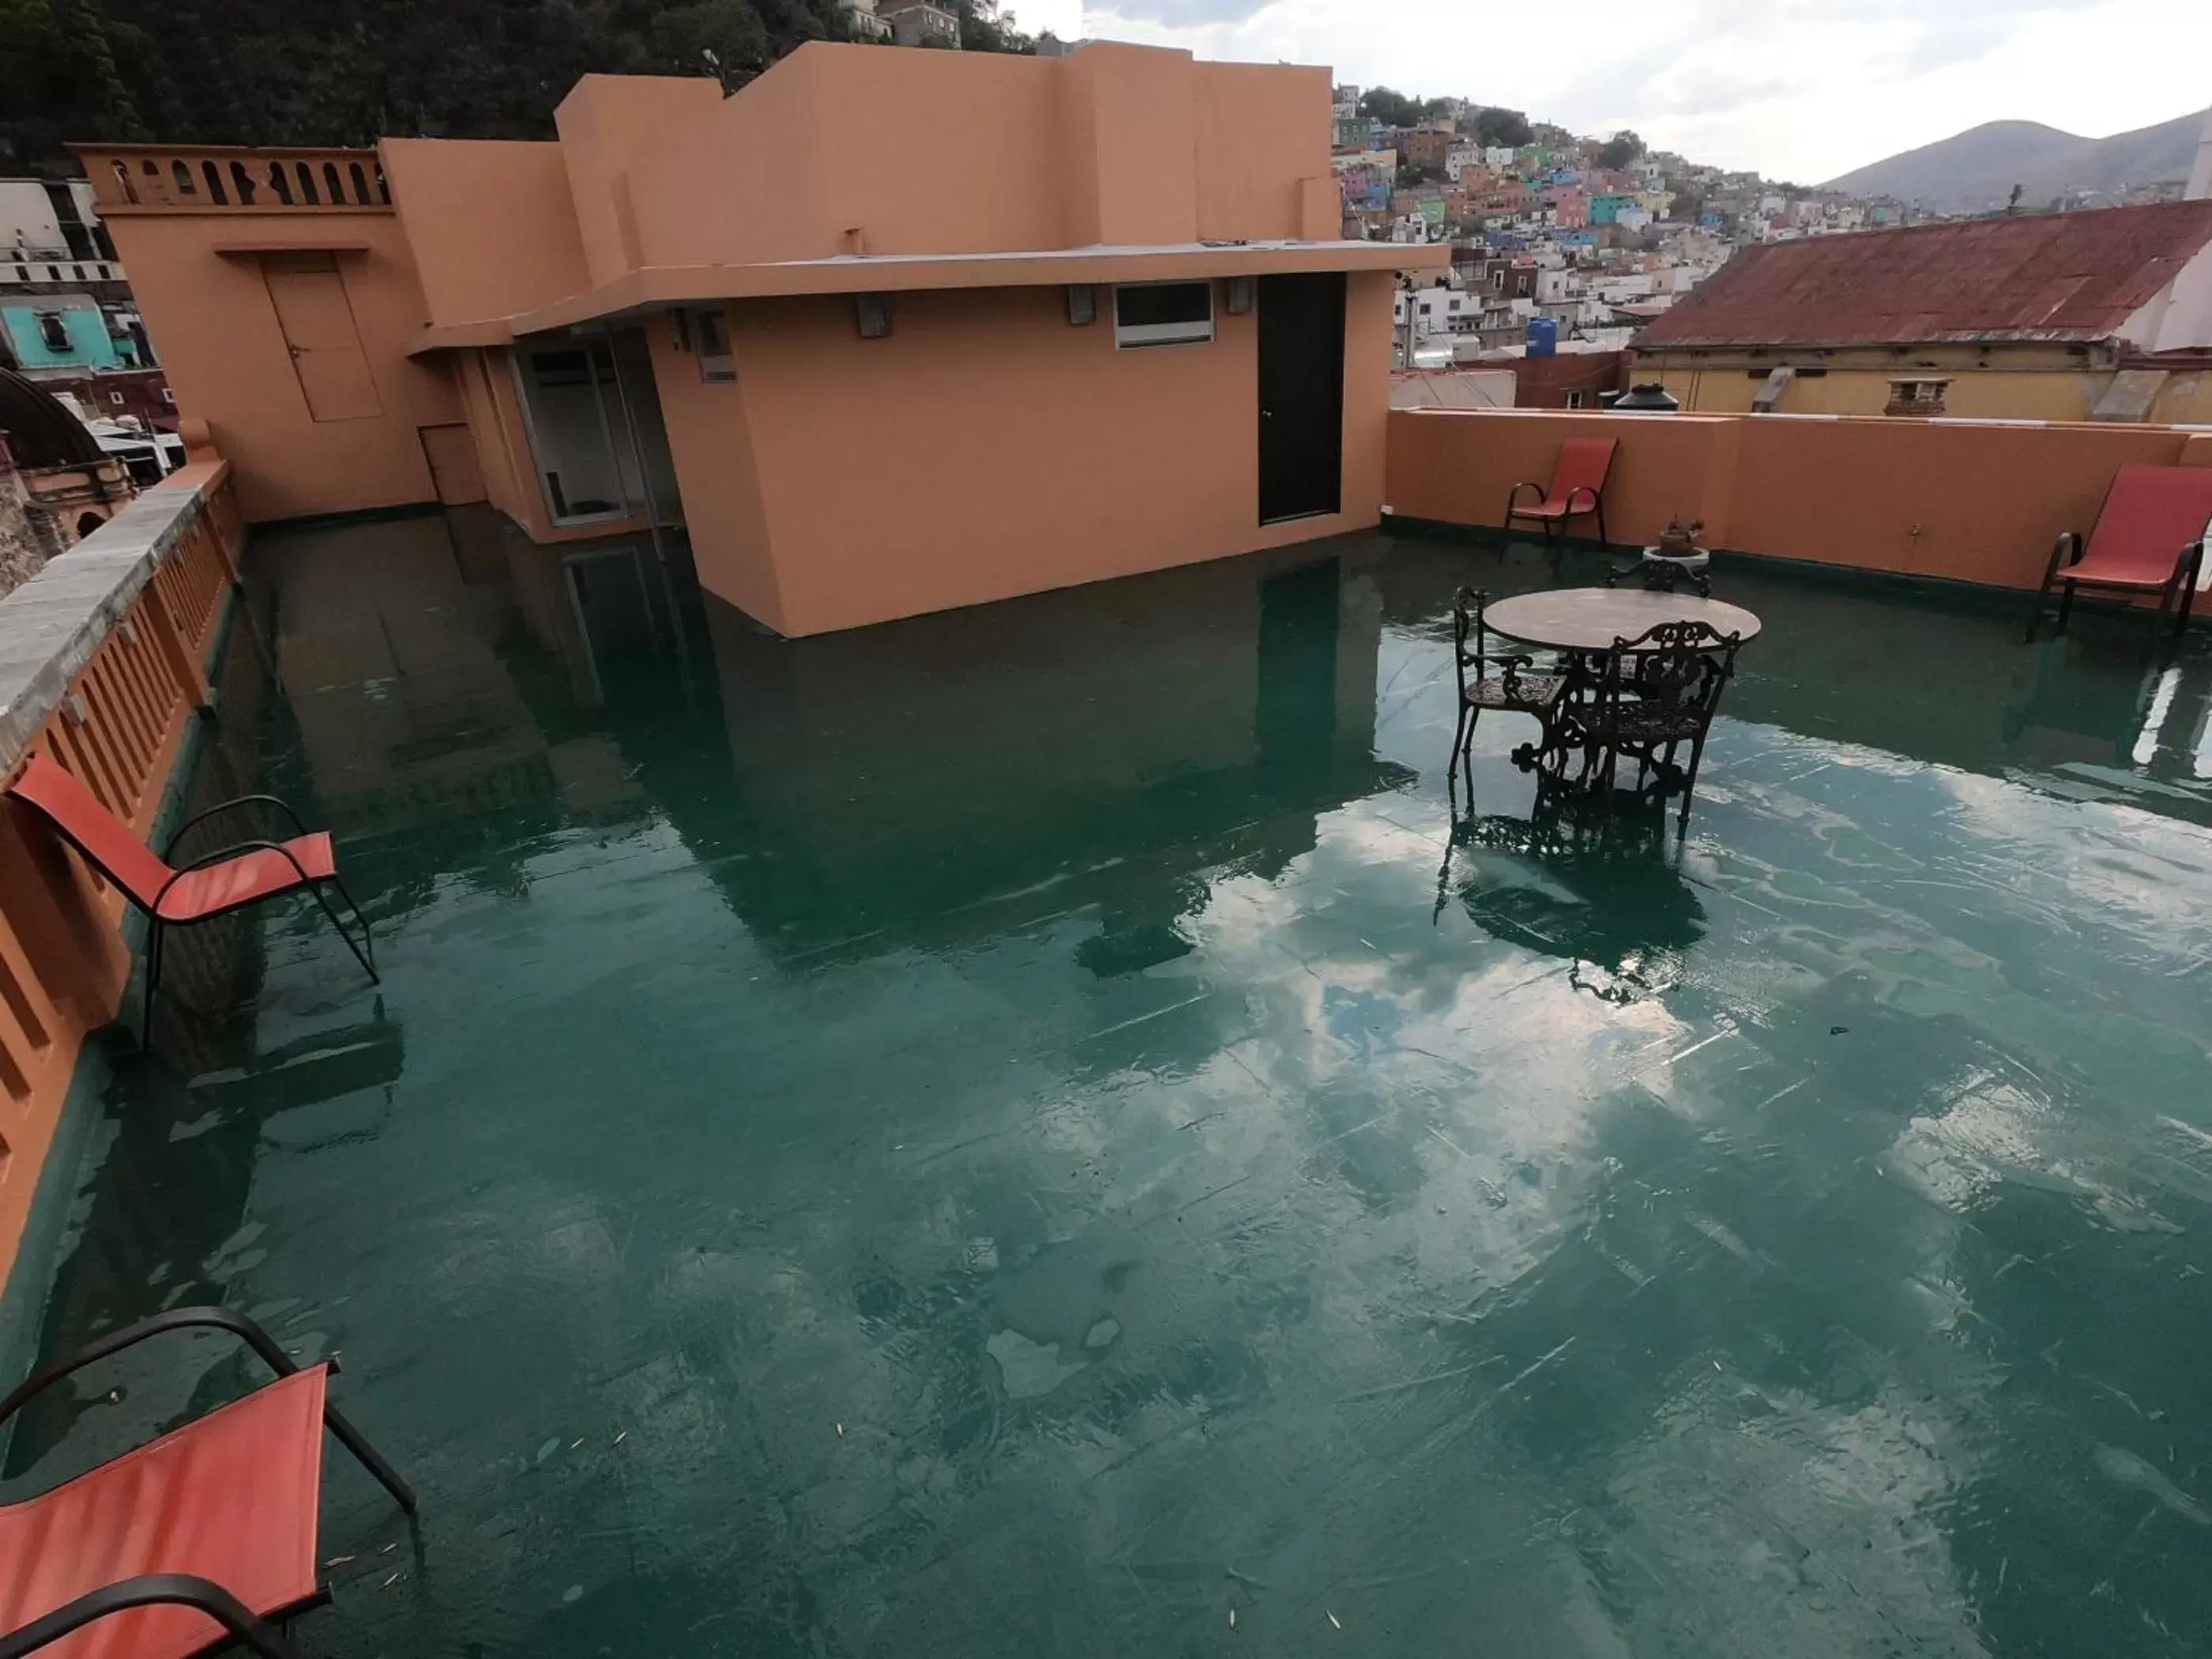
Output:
top-left (0, 366), bottom-right (105, 471)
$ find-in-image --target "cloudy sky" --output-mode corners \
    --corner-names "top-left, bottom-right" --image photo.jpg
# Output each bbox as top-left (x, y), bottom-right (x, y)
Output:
top-left (999, 0), bottom-right (2212, 184)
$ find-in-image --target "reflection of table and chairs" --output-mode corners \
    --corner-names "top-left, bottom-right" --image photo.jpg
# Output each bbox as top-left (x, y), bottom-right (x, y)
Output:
top-left (1450, 586), bottom-right (1762, 829)
top-left (1435, 774), bottom-right (1710, 1005)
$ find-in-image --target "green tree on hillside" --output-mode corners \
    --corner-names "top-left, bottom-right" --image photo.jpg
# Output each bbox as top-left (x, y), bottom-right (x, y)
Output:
top-left (0, 0), bottom-right (1030, 171)
top-left (1471, 106), bottom-right (1533, 149)
top-left (1597, 130), bottom-right (1646, 169)
top-left (955, 0), bottom-right (1032, 52)
top-left (1358, 86), bottom-right (1424, 130)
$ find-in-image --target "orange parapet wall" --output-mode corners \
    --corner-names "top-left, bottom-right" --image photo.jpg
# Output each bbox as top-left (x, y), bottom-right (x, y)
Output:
top-left (0, 461), bottom-right (243, 1296)
top-left (1386, 408), bottom-right (2212, 591)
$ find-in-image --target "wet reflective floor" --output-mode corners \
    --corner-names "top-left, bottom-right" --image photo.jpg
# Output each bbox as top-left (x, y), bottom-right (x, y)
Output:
top-left (8, 510), bottom-right (2212, 1657)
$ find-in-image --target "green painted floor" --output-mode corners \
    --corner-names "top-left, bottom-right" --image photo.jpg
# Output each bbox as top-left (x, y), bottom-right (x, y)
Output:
top-left (9, 510), bottom-right (2212, 1657)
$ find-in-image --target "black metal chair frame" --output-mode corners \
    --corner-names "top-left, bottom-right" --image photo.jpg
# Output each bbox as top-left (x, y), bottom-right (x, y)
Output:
top-left (1446, 588), bottom-right (1564, 814)
top-left (1504, 480), bottom-right (1609, 551)
top-left (143, 794), bottom-right (379, 1037)
top-left (2025, 529), bottom-right (2206, 644)
top-left (0, 1307), bottom-right (416, 1659)
top-left (1567, 620), bottom-right (1742, 829)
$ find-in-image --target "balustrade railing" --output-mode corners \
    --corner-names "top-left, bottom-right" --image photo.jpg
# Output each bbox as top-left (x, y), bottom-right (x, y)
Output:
top-left (75, 145), bottom-right (391, 213)
top-left (0, 457), bottom-right (242, 1289)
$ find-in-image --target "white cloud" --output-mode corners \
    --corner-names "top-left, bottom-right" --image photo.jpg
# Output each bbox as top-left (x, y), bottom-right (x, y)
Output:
top-left (999, 0), bottom-right (2212, 183)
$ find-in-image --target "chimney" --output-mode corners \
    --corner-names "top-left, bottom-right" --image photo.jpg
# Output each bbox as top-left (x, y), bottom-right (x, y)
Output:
top-left (2191, 105), bottom-right (2212, 201)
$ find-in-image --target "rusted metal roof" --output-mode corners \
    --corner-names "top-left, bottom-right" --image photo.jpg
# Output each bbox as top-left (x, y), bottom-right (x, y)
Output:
top-left (1636, 201), bottom-right (2212, 350)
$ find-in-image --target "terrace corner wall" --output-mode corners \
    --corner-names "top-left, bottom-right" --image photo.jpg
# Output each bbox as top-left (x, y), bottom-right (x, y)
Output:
top-left (1385, 408), bottom-right (2212, 591)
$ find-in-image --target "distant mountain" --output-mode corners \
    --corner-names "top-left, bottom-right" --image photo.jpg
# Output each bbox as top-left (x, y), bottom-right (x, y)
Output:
top-left (1823, 111), bottom-right (2206, 214)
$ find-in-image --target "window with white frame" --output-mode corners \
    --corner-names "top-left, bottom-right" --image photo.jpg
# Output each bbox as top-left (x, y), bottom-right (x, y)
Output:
top-left (1886, 377), bottom-right (1950, 416)
top-left (1563, 389), bottom-right (1589, 410)
top-left (1114, 281), bottom-right (1214, 349)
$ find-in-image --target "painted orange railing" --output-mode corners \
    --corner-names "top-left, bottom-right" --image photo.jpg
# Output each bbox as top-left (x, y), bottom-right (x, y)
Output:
top-left (0, 457), bottom-right (241, 1288)
top-left (75, 145), bottom-right (391, 213)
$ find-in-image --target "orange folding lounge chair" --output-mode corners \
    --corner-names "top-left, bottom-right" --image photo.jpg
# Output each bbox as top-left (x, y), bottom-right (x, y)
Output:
top-left (2026, 463), bottom-right (2212, 642)
top-left (0, 1307), bottom-right (416, 1659)
top-left (5, 754), bottom-right (376, 1035)
top-left (1504, 435), bottom-right (1616, 550)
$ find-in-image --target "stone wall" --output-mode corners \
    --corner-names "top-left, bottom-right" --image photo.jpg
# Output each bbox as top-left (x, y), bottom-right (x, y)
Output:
top-left (0, 444), bottom-right (138, 598)
top-left (0, 457), bottom-right (47, 597)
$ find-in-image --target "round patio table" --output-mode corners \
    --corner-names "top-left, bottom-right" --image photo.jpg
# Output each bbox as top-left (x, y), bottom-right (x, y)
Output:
top-left (1484, 587), bottom-right (1763, 653)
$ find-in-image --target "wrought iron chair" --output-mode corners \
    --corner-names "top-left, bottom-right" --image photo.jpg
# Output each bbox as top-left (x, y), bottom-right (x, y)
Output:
top-left (1503, 436), bottom-right (1615, 550)
top-left (0, 1307), bottom-right (416, 1659)
top-left (1575, 619), bottom-right (1743, 829)
top-left (6, 754), bottom-right (376, 1038)
top-left (1447, 588), bottom-right (1566, 811)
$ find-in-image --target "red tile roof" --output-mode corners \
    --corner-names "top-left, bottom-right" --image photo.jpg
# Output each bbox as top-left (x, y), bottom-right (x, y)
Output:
top-left (1636, 201), bottom-right (2212, 350)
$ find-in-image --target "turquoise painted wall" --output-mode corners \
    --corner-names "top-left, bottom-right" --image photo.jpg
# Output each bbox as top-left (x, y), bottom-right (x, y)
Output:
top-left (1, 304), bottom-right (139, 371)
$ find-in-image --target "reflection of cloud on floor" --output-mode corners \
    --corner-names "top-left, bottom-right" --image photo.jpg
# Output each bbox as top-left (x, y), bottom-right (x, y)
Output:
top-left (1603, 1371), bottom-right (1992, 1658)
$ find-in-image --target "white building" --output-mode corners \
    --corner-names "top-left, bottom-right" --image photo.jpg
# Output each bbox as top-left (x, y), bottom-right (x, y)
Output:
top-left (1445, 144), bottom-right (1486, 182)
top-left (0, 179), bottom-right (125, 288)
top-left (1, 180), bottom-right (126, 297)
top-left (1394, 286), bottom-right (1480, 338)
top-left (878, 0), bottom-right (958, 47)
top-left (838, 0), bottom-right (892, 39)
top-left (1535, 266), bottom-right (1585, 304)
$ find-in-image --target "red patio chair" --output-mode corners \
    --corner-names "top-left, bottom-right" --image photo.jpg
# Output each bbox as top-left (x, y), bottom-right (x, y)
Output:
top-left (0, 1307), bottom-right (416, 1659)
top-left (5, 754), bottom-right (375, 1036)
top-left (2026, 463), bottom-right (2212, 642)
top-left (1504, 435), bottom-right (1616, 550)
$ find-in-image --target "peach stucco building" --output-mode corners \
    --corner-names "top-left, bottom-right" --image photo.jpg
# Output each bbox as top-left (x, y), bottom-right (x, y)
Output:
top-left (75, 43), bottom-right (1446, 635)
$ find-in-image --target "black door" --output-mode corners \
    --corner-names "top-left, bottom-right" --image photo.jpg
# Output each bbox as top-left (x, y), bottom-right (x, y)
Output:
top-left (1257, 272), bottom-right (1346, 525)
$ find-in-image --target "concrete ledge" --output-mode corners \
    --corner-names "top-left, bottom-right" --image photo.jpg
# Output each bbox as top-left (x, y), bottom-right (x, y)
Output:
top-left (0, 461), bottom-right (228, 776)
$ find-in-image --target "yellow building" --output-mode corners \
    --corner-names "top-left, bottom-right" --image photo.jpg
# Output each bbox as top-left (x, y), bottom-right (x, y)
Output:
top-left (1631, 202), bottom-right (2212, 426)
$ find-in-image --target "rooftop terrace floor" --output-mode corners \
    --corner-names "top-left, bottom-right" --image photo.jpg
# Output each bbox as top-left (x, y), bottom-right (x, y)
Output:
top-left (9, 511), bottom-right (2212, 1657)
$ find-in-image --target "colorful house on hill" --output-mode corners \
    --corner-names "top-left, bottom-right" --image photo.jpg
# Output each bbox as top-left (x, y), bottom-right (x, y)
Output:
top-left (79, 43), bottom-right (1441, 637)
top-left (1544, 186), bottom-right (1589, 228)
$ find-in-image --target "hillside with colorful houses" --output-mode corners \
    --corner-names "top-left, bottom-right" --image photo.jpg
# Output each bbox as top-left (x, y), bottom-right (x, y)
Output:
top-left (1334, 85), bottom-right (1932, 386)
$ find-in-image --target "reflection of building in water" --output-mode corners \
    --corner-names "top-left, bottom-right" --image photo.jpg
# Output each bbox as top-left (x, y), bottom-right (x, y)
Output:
top-left (264, 507), bottom-right (676, 837)
top-left (265, 510), bottom-right (554, 837)
top-left (681, 541), bottom-right (1406, 968)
